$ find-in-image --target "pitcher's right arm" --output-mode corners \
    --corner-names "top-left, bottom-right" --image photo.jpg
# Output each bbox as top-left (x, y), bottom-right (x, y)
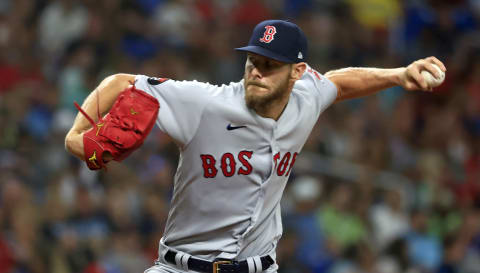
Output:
top-left (65, 73), bottom-right (136, 159)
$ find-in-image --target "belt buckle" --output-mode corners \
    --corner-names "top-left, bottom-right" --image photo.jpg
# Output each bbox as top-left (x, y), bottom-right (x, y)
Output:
top-left (212, 260), bottom-right (231, 273)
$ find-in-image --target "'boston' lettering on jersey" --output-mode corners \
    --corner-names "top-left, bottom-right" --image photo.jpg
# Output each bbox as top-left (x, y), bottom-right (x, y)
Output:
top-left (200, 151), bottom-right (296, 178)
top-left (273, 152), bottom-right (298, 176)
top-left (200, 151), bottom-right (253, 178)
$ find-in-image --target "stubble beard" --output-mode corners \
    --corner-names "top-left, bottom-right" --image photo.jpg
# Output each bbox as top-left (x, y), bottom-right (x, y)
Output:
top-left (244, 74), bottom-right (290, 113)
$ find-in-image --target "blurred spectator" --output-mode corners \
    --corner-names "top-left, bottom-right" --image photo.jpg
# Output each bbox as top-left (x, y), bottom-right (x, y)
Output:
top-left (317, 183), bottom-right (367, 253)
top-left (329, 242), bottom-right (380, 273)
top-left (376, 238), bottom-right (416, 273)
top-left (58, 41), bottom-right (95, 112)
top-left (436, 233), bottom-right (466, 273)
top-left (276, 231), bottom-right (310, 273)
top-left (283, 176), bottom-right (333, 272)
top-left (405, 209), bottom-right (442, 271)
top-left (370, 188), bottom-right (409, 250)
top-left (38, 0), bottom-right (89, 57)
top-left (457, 207), bottom-right (480, 273)
top-left (346, 0), bottom-right (402, 30)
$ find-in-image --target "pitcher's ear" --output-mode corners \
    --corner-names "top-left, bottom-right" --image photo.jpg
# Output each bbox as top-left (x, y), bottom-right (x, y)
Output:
top-left (291, 62), bottom-right (307, 80)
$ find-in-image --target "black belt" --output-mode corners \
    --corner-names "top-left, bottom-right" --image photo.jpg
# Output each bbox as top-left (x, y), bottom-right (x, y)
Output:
top-left (164, 250), bottom-right (274, 273)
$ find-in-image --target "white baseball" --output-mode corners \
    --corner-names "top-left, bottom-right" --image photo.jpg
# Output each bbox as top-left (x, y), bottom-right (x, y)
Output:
top-left (420, 63), bottom-right (445, 88)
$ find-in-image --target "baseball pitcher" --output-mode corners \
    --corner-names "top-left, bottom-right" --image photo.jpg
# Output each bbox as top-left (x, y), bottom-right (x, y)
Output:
top-left (65, 20), bottom-right (446, 273)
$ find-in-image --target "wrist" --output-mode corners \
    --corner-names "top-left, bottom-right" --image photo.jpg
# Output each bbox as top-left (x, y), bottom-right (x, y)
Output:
top-left (391, 67), bottom-right (406, 86)
top-left (65, 130), bottom-right (85, 159)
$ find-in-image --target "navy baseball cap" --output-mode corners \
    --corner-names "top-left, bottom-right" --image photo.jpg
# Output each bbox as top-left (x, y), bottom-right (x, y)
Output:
top-left (235, 20), bottom-right (308, 64)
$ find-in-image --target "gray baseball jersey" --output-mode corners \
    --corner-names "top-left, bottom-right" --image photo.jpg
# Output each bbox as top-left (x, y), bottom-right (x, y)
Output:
top-left (135, 65), bottom-right (337, 272)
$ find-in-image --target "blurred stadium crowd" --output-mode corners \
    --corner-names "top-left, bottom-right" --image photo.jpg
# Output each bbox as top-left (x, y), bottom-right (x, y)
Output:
top-left (1, 0), bottom-right (480, 272)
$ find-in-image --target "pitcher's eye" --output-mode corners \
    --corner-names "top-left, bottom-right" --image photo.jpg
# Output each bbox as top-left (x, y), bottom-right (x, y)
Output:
top-left (266, 60), bottom-right (281, 70)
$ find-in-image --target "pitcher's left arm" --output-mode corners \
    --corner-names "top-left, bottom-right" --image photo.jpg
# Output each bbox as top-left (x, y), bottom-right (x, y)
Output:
top-left (326, 56), bottom-right (446, 103)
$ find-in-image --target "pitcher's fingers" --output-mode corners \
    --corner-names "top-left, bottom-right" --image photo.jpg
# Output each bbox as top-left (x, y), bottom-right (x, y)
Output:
top-left (404, 80), bottom-right (423, 91)
top-left (423, 62), bottom-right (442, 79)
top-left (426, 56), bottom-right (446, 71)
top-left (410, 67), bottom-right (428, 90)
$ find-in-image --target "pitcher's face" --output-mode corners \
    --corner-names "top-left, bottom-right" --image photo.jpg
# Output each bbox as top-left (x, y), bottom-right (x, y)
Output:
top-left (243, 53), bottom-right (292, 110)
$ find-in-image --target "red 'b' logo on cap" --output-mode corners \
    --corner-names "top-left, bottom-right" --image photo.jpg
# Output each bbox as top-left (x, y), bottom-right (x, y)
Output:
top-left (259, 26), bottom-right (277, 43)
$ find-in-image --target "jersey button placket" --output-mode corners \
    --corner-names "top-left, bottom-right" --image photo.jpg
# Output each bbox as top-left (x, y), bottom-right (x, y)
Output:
top-left (270, 127), bottom-right (279, 178)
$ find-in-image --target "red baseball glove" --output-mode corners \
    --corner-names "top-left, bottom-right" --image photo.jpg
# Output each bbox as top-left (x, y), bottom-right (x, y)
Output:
top-left (74, 84), bottom-right (159, 170)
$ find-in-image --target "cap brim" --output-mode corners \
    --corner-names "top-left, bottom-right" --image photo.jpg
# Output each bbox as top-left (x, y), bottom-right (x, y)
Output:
top-left (235, 46), bottom-right (294, 63)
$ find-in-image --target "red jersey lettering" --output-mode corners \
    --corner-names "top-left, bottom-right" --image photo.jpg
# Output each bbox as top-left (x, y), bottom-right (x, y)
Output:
top-left (238, 151), bottom-right (253, 175)
top-left (285, 152), bottom-right (298, 176)
top-left (277, 152), bottom-right (291, 176)
top-left (200, 154), bottom-right (217, 178)
top-left (221, 153), bottom-right (236, 177)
